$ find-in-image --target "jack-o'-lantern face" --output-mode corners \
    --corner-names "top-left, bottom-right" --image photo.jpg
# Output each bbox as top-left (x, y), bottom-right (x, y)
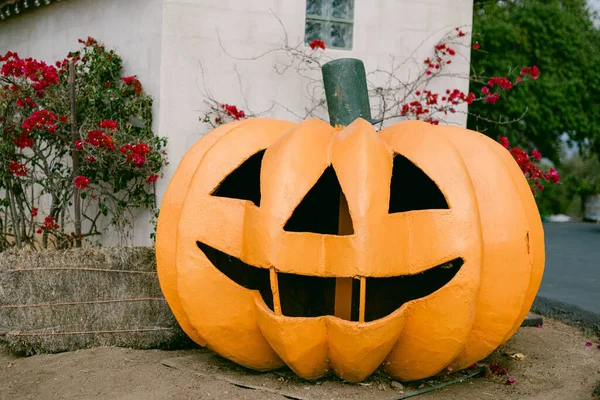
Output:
top-left (156, 118), bottom-right (544, 383)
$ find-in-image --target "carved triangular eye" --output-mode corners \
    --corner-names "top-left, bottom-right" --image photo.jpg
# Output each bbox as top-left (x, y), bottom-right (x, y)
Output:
top-left (388, 154), bottom-right (449, 213)
top-left (284, 166), bottom-right (354, 235)
top-left (212, 150), bottom-right (265, 206)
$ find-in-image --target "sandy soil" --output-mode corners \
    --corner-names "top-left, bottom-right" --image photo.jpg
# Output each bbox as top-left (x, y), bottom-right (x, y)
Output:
top-left (1, 317), bottom-right (599, 400)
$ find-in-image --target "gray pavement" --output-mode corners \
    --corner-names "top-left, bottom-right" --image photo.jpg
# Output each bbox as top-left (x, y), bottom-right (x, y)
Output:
top-left (538, 221), bottom-right (600, 315)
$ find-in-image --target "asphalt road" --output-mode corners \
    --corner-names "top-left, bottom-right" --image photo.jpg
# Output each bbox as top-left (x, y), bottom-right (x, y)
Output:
top-left (538, 221), bottom-right (600, 315)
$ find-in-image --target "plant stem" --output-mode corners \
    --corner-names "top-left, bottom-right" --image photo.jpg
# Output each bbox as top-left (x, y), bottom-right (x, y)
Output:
top-left (6, 182), bottom-right (22, 249)
top-left (69, 60), bottom-right (82, 247)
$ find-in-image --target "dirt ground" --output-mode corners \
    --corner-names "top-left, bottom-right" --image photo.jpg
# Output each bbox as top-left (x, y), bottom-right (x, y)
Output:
top-left (1, 317), bottom-right (599, 400)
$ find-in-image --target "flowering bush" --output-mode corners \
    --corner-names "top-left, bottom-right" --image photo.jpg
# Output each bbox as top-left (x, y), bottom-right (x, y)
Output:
top-left (200, 27), bottom-right (558, 195)
top-left (0, 37), bottom-right (167, 251)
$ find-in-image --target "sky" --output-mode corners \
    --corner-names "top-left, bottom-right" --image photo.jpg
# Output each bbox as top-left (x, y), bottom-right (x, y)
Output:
top-left (587, 0), bottom-right (600, 25)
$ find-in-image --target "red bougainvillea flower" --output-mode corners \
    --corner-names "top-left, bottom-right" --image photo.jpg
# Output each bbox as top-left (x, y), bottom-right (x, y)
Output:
top-left (74, 175), bottom-right (90, 189)
top-left (85, 130), bottom-right (103, 147)
top-left (586, 342), bottom-right (593, 347)
top-left (15, 97), bottom-right (36, 108)
top-left (99, 119), bottom-right (118, 130)
top-left (521, 65), bottom-right (540, 80)
top-left (498, 136), bottom-right (560, 192)
top-left (473, 42), bottom-right (480, 50)
top-left (78, 36), bottom-right (98, 46)
top-left (0, 51), bottom-right (59, 96)
top-left (74, 140), bottom-right (83, 151)
top-left (122, 76), bottom-right (135, 85)
top-left (146, 174), bottom-right (159, 184)
top-left (545, 168), bottom-right (560, 184)
top-left (21, 109), bottom-right (59, 133)
top-left (84, 129), bottom-right (115, 150)
top-left (119, 142), bottom-right (151, 167)
top-left (8, 160), bottom-right (28, 176)
top-left (597, 345), bottom-right (600, 350)
top-left (487, 76), bottom-right (513, 90)
top-left (308, 39), bottom-right (326, 50)
top-left (220, 104), bottom-right (246, 120)
top-left (506, 378), bottom-right (516, 385)
top-left (489, 361), bottom-right (501, 374)
top-left (485, 93), bottom-right (500, 104)
top-left (31, 207), bottom-right (38, 217)
top-left (122, 75), bottom-right (143, 96)
top-left (13, 132), bottom-right (34, 149)
top-left (42, 215), bottom-right (59, 230)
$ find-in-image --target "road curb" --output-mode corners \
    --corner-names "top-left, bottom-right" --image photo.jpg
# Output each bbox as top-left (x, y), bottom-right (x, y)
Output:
top-left (531, 296), bottom-right (600, 337)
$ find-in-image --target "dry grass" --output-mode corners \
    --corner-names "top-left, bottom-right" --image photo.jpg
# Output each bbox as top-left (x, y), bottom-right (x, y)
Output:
top-left (0, 247), bottom-right (193, 355)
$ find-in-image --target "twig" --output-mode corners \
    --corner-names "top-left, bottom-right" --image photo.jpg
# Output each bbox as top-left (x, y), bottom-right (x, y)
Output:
top-left (69, 59), bottom-right (82, 247)
top-left (3, 267), bottom-right (157, 274)
top-left (160, 358), bottom-right (310, 400)
top-left (383, 369), bottom-right (484, 399)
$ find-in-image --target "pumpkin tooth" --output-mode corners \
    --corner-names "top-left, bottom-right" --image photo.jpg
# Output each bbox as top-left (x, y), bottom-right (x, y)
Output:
top-left (269, 267), bottom-right (282, 316)
top-left (358, 276), bottom-right (366, 323)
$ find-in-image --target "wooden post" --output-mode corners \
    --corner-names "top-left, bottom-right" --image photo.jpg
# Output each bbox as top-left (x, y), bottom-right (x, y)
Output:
top-left (69, 60), bottom-right (82, 247)
top-left (322, 58), bottom-right (372, 321)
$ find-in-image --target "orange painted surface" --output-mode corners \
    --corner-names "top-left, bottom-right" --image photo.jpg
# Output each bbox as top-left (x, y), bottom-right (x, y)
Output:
top-left (156, 118), bottom-right (544, 382)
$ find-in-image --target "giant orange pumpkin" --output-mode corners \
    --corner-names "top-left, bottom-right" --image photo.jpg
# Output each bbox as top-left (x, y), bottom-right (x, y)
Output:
top-left (156, 118), bottom-right (544, 382)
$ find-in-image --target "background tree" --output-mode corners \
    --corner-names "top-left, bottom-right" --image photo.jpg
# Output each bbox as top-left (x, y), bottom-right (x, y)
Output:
top-left (469, 0), bottom-right (600, 163)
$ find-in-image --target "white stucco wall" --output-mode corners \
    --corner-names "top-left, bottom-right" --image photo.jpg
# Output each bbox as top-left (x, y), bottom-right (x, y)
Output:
top-left (157, 0), bottom-right (474, 202)
top-left (1, 0), bottom-right (473, 246)
top-left (0, 0), bottom-right (163, 245)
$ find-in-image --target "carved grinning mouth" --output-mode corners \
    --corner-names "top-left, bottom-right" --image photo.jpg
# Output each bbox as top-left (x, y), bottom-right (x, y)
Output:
top-left (196, 241), bottom-right (464, 323)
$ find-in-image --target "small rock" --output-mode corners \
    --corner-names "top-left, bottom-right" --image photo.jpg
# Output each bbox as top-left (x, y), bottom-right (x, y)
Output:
top-left (378, 383), bottom-right (387, 391)
top-left (507, 352), bottom-right (527, 361)
top-left (391, 381), bottom-right (404, 391)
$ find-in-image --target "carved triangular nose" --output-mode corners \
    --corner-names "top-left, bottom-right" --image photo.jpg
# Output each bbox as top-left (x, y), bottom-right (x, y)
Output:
top-left (283, 165), bottom-right (354, 236)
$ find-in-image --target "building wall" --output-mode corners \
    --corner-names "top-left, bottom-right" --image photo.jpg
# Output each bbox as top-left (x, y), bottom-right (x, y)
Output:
top-left (0, 0), bottom-right (163, 245)
top-left (0, 0), bottom-right (473, 246)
